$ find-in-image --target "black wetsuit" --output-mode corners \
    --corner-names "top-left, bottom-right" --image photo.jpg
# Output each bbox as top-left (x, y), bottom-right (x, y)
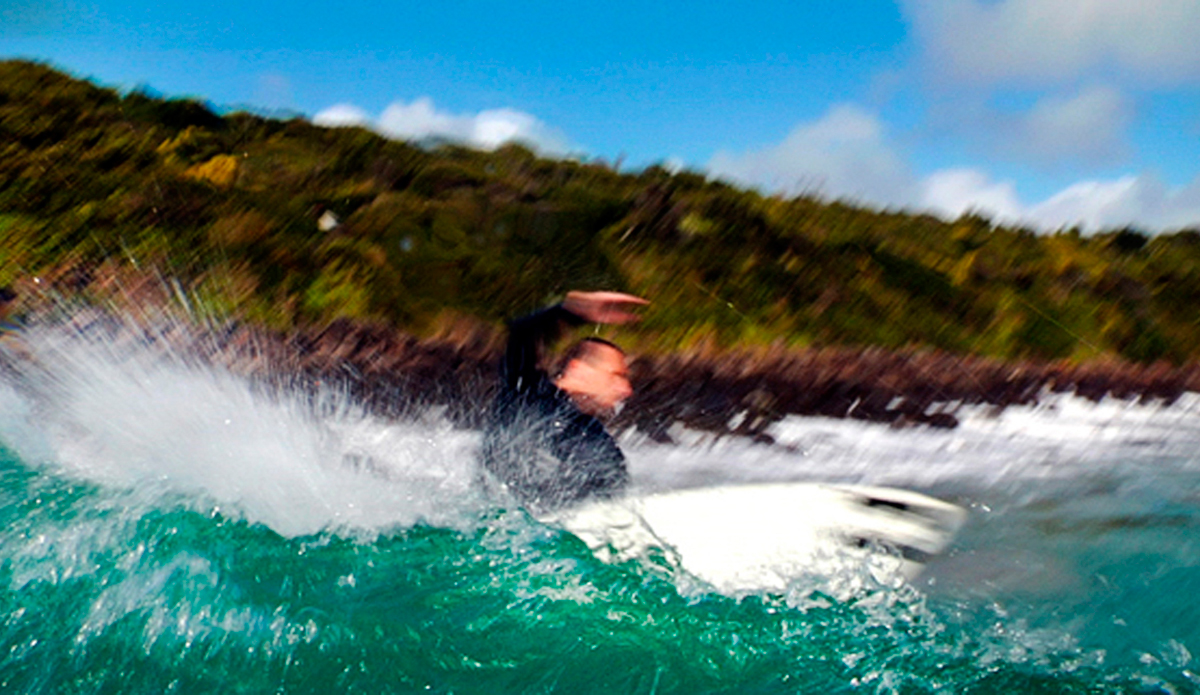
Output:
top-left (480, 304), bottom-right (630, 511)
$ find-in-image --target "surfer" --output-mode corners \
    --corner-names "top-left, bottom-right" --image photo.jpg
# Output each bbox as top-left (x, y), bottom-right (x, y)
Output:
top-left (480, 290), bottom-right (648, 511)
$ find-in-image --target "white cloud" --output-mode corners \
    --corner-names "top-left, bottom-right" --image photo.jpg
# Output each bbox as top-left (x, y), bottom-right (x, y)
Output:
top-left (926, 84), bottom-right (1134, 168)
top-left (1029, 175), bottom-right (1200, 231)
top-left (376, 98), bottom-right (460, 141)
top-left (708, 104), bottom-right (1200, 233)
top-left (1028, 176), bottom-right (1143, 230)
top-left (921, 169), bottom-right (1200, 232)
top-left (907, 0), bottom-right (1200, 85)
top-left (313, 98), bottom-right (569, 153)
top-left (466, 109), bottom-right (548, 150)
top-left (312, 104), bottom-right (371, 128)
top-left (920, 169), bottom-right (1024, 223)
top-left (1014, 85), bottom-right (1132, 164)
top-left (709, 104), bottom-right (917, 204)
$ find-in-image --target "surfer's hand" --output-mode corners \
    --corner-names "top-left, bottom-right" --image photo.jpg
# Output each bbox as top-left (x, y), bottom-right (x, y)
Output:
top-left (563, 291), bottom-right (649, 324)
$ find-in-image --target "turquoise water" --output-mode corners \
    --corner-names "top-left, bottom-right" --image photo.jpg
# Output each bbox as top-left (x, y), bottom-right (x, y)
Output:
top-left (2, 328), bottom-right (1200, 693)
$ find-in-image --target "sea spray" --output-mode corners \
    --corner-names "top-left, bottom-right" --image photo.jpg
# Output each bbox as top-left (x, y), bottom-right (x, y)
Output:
top-left (2, 315), bottom-right (487, 536)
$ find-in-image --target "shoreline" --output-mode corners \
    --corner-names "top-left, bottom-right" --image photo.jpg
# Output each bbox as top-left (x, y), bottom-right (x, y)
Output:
top-left (225, 316), bottom-right (1200, 442)
top-left (9, 276), bottom-right (1199, 441)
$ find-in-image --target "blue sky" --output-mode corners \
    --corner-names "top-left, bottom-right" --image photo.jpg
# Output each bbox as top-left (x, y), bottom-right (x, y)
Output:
top-left (4, 0), bottom-right (1200, 232)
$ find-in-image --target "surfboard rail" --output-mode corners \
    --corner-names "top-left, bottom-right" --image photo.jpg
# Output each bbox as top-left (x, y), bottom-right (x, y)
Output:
top-left (542, 482), bottom-right (968, 593)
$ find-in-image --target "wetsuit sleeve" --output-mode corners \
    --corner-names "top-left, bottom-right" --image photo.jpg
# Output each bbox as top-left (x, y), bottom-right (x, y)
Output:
top-left (501, 303), bottom-right (585, 394)
top-left (549, 417), bottom-right (630, 503)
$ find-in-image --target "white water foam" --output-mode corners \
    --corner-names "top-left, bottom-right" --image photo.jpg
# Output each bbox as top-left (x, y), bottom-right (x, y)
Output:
top-left (1, 322), bottom-right (484, 537)
top-left (622, 392), bottom-right (1200, 497)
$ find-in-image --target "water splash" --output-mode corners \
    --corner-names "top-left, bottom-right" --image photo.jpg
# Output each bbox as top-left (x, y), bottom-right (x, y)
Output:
top-left (1, 315), bottom-right (484, 537)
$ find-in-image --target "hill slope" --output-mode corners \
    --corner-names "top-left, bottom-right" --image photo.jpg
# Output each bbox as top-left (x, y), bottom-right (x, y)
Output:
top-left (3, 59), bottom-right (1200, 364)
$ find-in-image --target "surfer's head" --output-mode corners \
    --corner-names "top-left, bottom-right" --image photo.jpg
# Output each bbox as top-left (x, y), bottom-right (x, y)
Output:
top-left (554, 337), bottom-right (632, 418)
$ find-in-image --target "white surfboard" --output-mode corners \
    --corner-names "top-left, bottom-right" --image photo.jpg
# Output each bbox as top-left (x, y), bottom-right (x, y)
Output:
top-left (542, 483), bottom-right (968, 593)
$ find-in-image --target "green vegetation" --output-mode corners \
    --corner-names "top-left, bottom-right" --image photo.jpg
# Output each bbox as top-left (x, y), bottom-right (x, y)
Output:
top-left (3, 59), bottom-right (1200, 363)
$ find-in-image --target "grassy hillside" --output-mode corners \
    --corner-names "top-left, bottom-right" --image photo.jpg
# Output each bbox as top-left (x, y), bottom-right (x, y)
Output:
top-left (3, 59), bottom-right (1200, 364)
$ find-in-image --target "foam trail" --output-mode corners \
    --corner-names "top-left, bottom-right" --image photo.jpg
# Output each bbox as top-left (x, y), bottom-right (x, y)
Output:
top-left (622, 391), bottom-right (1200, 496)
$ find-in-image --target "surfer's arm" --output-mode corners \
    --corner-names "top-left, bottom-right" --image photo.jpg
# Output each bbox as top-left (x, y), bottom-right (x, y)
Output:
top-left (501, 304), bottom-right (585, 393)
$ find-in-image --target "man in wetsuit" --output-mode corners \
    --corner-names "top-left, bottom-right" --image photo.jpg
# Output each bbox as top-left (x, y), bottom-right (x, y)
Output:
top-left (480, 291), bottom-right (648, 511)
